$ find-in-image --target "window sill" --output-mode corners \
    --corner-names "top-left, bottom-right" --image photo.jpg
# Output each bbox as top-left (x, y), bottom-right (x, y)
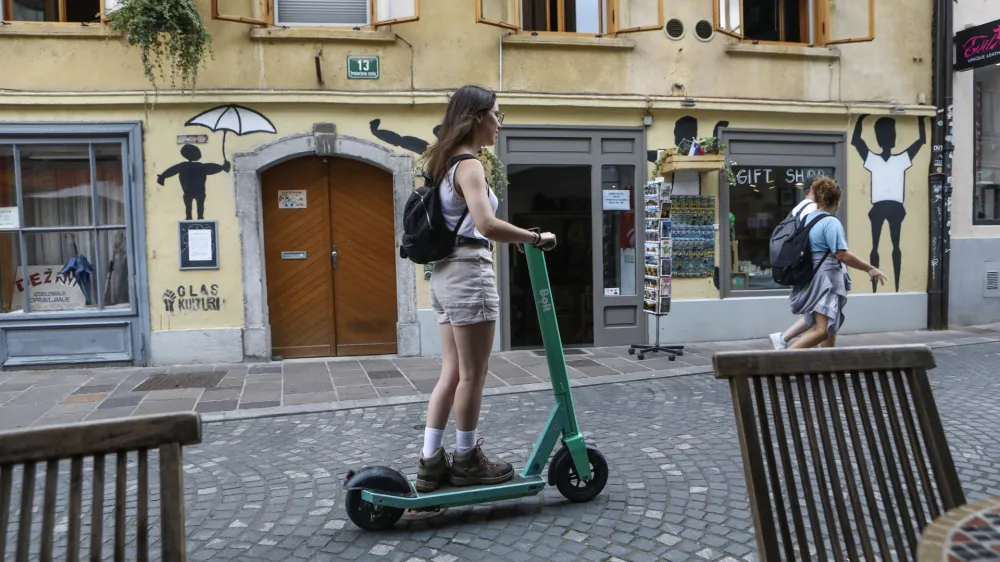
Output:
top-left (0, 23), bottom-right (118, 38)
top-left (724, 42), bottom-right (840, 60)
top-left (249, 27), bottom-right (396, 43)
top-left (502, 34), bottom-right (635, 50)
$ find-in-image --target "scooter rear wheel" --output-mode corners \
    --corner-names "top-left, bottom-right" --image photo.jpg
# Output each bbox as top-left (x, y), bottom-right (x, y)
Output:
top-left (551, 447), bottom-right (609, 503)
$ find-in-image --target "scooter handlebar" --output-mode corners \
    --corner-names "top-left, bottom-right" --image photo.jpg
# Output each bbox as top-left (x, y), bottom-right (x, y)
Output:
top-left (525, 227), bottom-right (557, 251)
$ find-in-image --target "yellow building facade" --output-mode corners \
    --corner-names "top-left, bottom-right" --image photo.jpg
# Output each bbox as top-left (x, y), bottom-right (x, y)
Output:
top-left (0, 0), bottom-right (935, 366)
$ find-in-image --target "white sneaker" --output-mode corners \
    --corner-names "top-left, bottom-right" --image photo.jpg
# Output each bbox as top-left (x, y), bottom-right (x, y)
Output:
top-left (769, 332), bottom-right (788, 350)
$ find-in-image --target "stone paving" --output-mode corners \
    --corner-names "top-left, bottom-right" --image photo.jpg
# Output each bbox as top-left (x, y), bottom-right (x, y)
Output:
top-left (0, 324), bottom-right (997, 430)
top-left (3, 340), bottom-right (1000, 561)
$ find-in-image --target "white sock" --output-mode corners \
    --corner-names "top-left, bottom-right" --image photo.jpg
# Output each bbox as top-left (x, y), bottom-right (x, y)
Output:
top-left (456, 429), bottom-right (478, 453)
top-left (422, 427), bottom-right (445, 458)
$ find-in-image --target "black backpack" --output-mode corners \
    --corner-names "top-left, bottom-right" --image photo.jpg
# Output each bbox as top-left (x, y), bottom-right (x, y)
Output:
top-left (771, 212), bottom-right (832, 288)
top-left (399, 154), bottom-right (477, 264)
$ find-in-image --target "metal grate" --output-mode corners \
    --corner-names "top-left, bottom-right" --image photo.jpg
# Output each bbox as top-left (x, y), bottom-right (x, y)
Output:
top-left (133, 372), bottom-right (225, 392)
top-left (665, 18), bottom-right (685, 40)
top-left (695, 20), bottom-right (715, 40)
top-left (987, 271), bottom-right (999, 291)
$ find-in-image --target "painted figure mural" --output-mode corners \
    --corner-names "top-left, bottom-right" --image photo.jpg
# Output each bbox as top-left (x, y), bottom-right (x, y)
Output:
top-left (157, 144), bottom-right (230, 220)
top-left (646, 117), bottom-right (730, 163)
top-left (369, 119), bottom-right (442, 154)
top-left (852, 115), bottom-right (926, 292)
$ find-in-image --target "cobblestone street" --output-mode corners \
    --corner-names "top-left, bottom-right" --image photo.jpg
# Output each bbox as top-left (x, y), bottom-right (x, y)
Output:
top-left (168, 342), bottom-right (1000, 561)
top-left (3, 341), bottom-right (999, 561)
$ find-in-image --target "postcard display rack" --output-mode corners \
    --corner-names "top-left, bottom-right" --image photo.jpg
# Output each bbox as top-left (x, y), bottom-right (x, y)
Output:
top-left (629, 179), bottom-right (686, 361)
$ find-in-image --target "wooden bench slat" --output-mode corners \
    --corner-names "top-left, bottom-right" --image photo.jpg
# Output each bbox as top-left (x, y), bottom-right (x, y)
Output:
top-left (881, 371), bottom-right (928, 532)
top-left (137, 449), bottom-right (149, 562)
top-left (797, 376), bottom-right (846, 561)
top-left (822, 373), bottom-right (877, 560)
top-left (766, 376), bottom-right (812, 561)
top-left (864, 372), bottom-right (919, 557)
top-left (712, 345), bottom-right (936, 378)
top-left (67, 457), bottom-right (83, 562)
top-left (752, 378), bottom-right (795, 559)
top-left (783, 376), bottom-right (827, 561)
top-left (115, 452), bottom-right (127, 562)
top-left (0, 465), bottom-right (12, 562)
top-left (159, 443), bottom-right (187, 562)
top-left (0, 413), bottom-right (201, 466)
top-left (16, 462), bottom-right (36, 562)
top-left (848, 372), bottom-right (906, 559)
top-left (892, 370), bottom-right (941, 520)
top-left (909, 368), bottom-right (967, 509)
top-left (91, 454), bottom-right (105, 562)
top-left (40, 459), bottom-right (59, 562)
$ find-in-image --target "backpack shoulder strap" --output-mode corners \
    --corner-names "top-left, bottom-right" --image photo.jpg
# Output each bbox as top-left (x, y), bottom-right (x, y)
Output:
top-left (447, 154), bottom-right (481, 238)
top-left (802, 212), bottom-right (831, 232)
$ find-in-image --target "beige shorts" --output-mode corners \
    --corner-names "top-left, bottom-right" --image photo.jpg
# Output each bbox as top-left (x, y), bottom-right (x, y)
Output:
top-left (430, 245), bottom-right (500, 326)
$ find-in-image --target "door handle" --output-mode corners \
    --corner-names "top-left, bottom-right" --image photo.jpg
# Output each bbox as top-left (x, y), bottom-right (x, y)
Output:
top-left (331, 246), bottom-right (338, 269)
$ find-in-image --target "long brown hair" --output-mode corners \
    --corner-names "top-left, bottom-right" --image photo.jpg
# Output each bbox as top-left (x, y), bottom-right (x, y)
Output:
top-left (423, 85), bottom-right (496, 185)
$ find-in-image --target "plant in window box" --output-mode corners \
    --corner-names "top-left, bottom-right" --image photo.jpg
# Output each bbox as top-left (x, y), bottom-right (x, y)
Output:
top-left (105, 0), bottom-right (212, 92)
top-left (655, 137), bottom-right (728, 176)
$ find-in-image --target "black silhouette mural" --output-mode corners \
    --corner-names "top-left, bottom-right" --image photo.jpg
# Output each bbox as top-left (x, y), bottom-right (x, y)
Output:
top-left (160, 104), bottom-right (277, 220)
top-left (157, 145), bottom-right (230, 220)
top-left (646, 117), bottom-right (730, 163)
top-left (370, 119), bottom-right (442, 154)
top-left (852, 115), bottom-right (927, 293)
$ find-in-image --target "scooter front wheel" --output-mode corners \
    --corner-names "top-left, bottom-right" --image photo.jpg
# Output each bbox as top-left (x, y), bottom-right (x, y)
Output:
top-left (551, 447), bottom-right (609, 503)
top-left (344, 466), bottom-right (409, 531)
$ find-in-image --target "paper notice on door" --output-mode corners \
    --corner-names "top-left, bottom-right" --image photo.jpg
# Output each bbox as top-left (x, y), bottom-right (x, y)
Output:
top-left (602, 190), bottom-right (631, 211)
top-left (0, 207), bottom-right (19, 230)
top-left (604, 288), bottom-right (620, 296)
top-left (187, 229), bottom-right (213, 262)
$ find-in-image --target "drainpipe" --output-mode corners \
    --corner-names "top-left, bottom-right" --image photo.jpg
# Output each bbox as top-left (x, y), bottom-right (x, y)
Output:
top-left (499, 33), bottom-right (504, 91)
top-left (927, 0), bottom-right (953, 330)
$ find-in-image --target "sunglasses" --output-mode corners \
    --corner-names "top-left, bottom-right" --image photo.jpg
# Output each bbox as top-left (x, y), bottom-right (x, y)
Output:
top-left (487, 110), bottom-right (504, 125)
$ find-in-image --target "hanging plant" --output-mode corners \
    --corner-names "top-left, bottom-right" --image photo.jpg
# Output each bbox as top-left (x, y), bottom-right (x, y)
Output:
top-left (106, 0), bottom-right (212, 92)
top-left (476, 148), bottom-right (508, 201)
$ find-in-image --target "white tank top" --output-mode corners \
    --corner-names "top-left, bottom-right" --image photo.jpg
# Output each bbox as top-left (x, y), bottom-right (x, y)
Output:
top-left (440, 158), bottom-right (499, 240)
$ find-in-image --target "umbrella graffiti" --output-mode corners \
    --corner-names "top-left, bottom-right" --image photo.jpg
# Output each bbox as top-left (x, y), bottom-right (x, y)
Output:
top-left (184, 104), bottom-right (277, 160)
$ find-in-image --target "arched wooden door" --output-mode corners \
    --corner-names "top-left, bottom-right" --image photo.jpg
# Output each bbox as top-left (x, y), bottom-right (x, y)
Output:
top-left (261, 156), bottom-right (397, 358)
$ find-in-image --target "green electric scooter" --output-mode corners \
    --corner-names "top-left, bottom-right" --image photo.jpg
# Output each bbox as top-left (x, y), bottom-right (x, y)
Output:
top-left (343, 237), bottom-right (609, 531)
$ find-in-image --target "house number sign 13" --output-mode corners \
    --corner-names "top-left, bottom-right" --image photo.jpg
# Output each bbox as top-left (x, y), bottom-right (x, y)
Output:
top-left (347, 56), bottom-right (380, 80)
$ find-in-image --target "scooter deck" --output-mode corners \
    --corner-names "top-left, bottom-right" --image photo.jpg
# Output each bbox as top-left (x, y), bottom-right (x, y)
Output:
top-left (363, 475), bottom-right (546, 510)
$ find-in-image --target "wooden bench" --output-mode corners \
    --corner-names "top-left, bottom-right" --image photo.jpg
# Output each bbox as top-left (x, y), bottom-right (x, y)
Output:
top-left (0, 412), bottom-right (202, 562)
top-left (713, 345), bottom-right (966, 561)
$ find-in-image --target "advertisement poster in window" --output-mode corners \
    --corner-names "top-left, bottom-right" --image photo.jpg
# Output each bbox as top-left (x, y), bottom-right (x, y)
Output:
top-left (11, 266), bottom-right (88, 312)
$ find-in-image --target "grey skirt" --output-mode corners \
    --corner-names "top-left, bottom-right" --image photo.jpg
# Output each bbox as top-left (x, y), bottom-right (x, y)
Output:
top-left (788, 253), bottom-right (850, 340)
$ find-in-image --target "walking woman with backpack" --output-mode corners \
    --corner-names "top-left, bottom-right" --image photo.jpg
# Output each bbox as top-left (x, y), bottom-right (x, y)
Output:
top-left (787, 177), bottom-right (887, 349)
top-left (415, 85), bottom-right (557, 492)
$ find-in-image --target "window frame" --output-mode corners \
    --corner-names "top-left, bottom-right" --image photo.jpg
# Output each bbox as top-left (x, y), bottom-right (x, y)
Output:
top-left (0, 138), bottom-right (137, 318)
top-left (0, 0), bottom-right (116, 24)
top-left (476, 0), bottom-right (663, 37)
top-left (717, 128), bottom-right (847, 299)
top-left (211, 0), bottom-right (419, 29)
top-left (713, 0), bottom-right (875, 47)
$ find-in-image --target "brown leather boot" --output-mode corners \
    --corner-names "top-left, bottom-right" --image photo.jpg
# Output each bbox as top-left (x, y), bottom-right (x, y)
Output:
top-left (449, 439), bottom-right (514, 487)
top-left (415, 447), bottom-right (450, 493)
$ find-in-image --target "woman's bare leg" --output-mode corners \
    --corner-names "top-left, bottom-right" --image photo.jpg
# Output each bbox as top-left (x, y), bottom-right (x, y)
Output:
top-left (451, 321), bottom-right (495, 433)
top-left (788, 314), bottom-right (830, 349)
top-left (425, 323), bottom-right (460, 431)
top-left (820, 334), bottom-right (837, 348)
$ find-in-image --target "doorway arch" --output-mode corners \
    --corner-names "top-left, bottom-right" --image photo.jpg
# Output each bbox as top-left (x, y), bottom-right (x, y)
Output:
top-left (233, 124), bottom-right (419, 361)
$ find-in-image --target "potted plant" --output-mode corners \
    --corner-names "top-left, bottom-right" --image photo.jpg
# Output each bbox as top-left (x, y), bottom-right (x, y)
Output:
top-left (106, 0), bottom-right (212, 92)
top-left (476, 148), bottom-right (508, 201)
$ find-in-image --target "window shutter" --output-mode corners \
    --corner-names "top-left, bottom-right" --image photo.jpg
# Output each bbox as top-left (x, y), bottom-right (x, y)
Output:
top-left (475, 0), bottom-right (521, 31)
top-left (275, 0), bottom-right (369, 26)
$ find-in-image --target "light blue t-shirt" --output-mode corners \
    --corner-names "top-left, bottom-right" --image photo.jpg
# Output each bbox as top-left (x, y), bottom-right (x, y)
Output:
top-left (804, 211), bottom-right (848, 254)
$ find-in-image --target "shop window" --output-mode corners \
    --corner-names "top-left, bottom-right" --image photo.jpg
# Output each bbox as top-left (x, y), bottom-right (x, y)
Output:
top-left (477, 0), bottom-right (663, 35)
top-left (212, 0), bottom-right (417, 28)
top-left (727, 165), bottom-right (833, 291)
top-left (0, 143), bottom-right (131, 314)
top-left (714, 0), bottom-right (874, 46)
top-left (0, 0), bottom-right (121, 22)
top-left (975, 65), bottom-right (1000, 225)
